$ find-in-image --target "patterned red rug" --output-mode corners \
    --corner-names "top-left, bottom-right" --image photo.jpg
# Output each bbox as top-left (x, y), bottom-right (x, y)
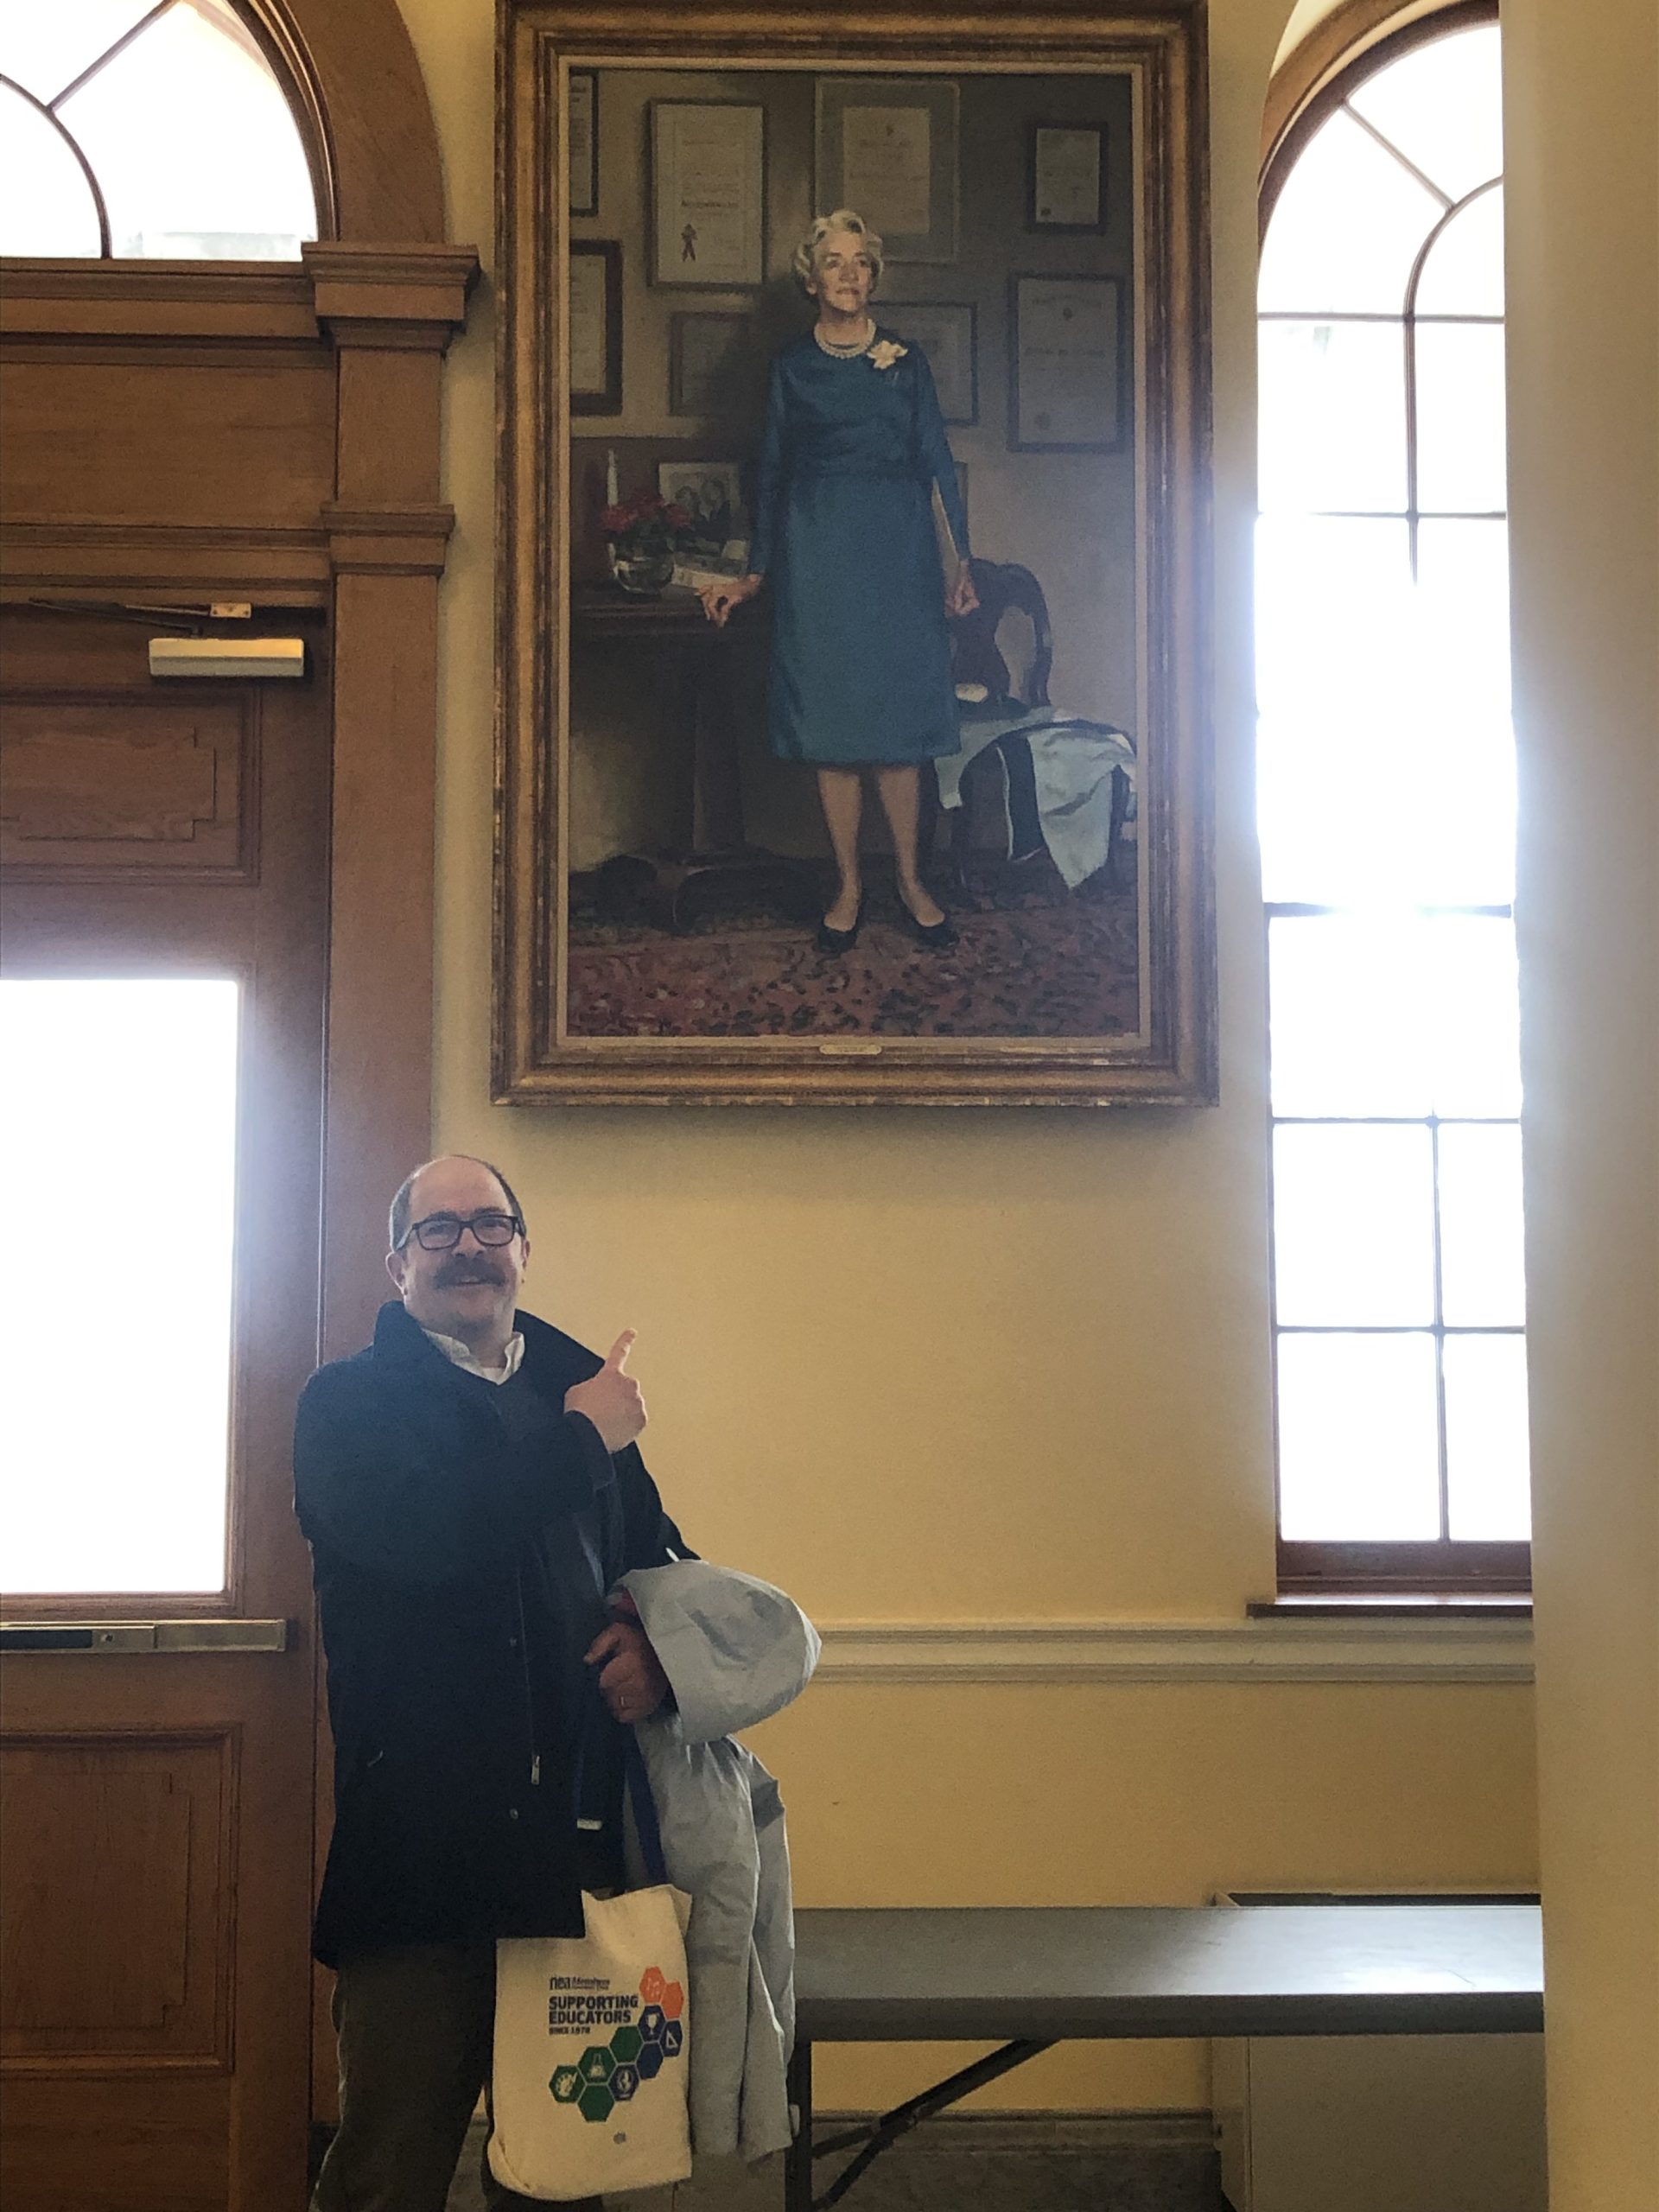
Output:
top-left (566, 855), bottom-right (1140, 1039)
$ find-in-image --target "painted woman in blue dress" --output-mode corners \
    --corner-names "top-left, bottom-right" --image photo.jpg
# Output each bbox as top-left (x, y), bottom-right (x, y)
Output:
top-left (701, 212), bottom-right (978, 950)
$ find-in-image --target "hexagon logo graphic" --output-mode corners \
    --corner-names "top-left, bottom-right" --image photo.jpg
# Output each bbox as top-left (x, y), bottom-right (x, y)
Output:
top-left (577, 2082), bottom-right (615, 2124)
top-left (662, 1980), bottom-right (685, 2021)
top-left (639, 1967), bottom-right (667, 2005)
top-left (579, 2044), bottom-right (615, 2084)
top-left (550, 2065), bottom-right (582, 2103)
top-left (638, 2005), bottom-right (666, 2044)
top-left (635, 2041), bottom-right (664, 2082)
top-left (609, 2062), bottom-right (640, 2101)
top-left (660, 2018), bottom-right (684, 2059)
top-left (610, 2024), bottom-right (644, 2064)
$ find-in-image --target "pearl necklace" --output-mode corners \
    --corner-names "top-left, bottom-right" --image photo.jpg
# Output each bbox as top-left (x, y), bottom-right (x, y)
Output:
top-left (814, 319), bottom-right (874, 359)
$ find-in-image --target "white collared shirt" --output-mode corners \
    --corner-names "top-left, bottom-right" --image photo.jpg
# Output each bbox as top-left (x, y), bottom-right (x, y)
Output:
top-left (423, 1325), bottom-right (525, 1386)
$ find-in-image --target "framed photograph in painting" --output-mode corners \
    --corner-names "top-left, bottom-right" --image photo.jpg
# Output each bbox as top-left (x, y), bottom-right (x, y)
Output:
top-left (649, 101), bottom-right (766, 288)
top-left (668, 311), bottom-right (748, 416)
top-left (656, 460), bottom-right (748, 561)
top-left (815, 76), bottom-right (959, 264)
top-left (568, 70), bottom-right (598, 213)
top-left (1028, 121), bottom-right (1107, 232)
top-left (499, 8), bottom-right (1213, 1105)
top-left (1010, 274), bottom-right (1125, 451)
top-left (568, 239), bottom-right (620, 413)
top-left (883, 299), bottom-right (977, 423)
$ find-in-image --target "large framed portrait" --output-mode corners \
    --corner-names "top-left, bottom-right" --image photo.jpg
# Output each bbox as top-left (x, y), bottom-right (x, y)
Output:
top-left (498, 1), bottom-right (1212, 1105)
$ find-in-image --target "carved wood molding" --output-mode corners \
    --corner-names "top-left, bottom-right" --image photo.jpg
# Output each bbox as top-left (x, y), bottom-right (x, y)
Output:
top-left (0, 1730), bottom-right (236, 2070)
top-left (0, 264), bottom-right (320, 347)
top-left (0, 523), bottom-right (333, 597)
top-left (266, 0), bottom-right (445, 245)
top-left (0, 251), bottom-right (483, 354)
top-left (321, 504), bottom-right (457, 576)
top-left (302, 243), bottom-right (480, 352)
top-left (0, 691), bottom-right (256, 883)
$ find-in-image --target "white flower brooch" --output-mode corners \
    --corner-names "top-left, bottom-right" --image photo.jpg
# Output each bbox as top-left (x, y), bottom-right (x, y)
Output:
top-left (868, 339), bottom-right (908, 372)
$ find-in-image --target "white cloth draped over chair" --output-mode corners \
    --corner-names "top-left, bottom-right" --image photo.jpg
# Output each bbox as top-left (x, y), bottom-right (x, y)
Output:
top-left (936, 557), bottom-right (1136, 890)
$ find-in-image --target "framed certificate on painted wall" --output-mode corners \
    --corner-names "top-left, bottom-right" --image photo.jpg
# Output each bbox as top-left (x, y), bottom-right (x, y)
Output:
top-left (568, 70), bottom-right (598, 213)
top-left (815, 76), bottom-right (959, 263)
top-left (883, 299), bottom-right (977, 423)
top-left (1028, 122), bottom-right (1107, 231)
top-left (1011, 273), bottom-right (1125, 450)
top-left (569, 239), bottom-right (620, 412)
top-left (649, 101), bottom-right (766, 288)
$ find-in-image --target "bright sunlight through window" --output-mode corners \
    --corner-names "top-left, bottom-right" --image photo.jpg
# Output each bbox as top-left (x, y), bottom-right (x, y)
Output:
top-left (0, 979), bottom-right (239, 1594)
top-left (0, 0), bottom-right (316, 259)
top-left (1257, 20), bottom-right (1529, 1576)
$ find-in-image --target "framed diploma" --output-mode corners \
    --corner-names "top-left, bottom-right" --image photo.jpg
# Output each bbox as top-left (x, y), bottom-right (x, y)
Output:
top-left (568, 71), bottom-right (598, 214)
top-left (649, 101), bottom-right (766, 289)
top-left (569, 239), bottom-right (620, 414)
top-left (1028, 121), bottom-right (1107, 232)
top-left (883, 299), bottom-right (977, 423)
top-left (815, 77), bottom-right (959, 263)
top-left (1010, 273), bottom-right (1125, 451)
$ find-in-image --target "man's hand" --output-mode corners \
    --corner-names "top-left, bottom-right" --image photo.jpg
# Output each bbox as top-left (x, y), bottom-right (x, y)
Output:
top-left (563, 1331), bottom-right (646, 1454)
top-left (585, 1606), bottom-right (670, 1725)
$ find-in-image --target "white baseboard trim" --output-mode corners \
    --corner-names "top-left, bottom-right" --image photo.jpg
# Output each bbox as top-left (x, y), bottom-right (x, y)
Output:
top-left (810, 1618), bottom-right (1534, 1684)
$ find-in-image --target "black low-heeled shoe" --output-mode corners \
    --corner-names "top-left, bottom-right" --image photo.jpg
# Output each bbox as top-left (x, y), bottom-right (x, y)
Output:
top-left (816, 897), bottom-right (866, 954)
top-left (900, 904), bottom-right (957, 950)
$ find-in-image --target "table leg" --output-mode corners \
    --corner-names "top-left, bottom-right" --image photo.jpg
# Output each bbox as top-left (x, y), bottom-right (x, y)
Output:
top-left (784, 2040), bottom-right (813, 2212)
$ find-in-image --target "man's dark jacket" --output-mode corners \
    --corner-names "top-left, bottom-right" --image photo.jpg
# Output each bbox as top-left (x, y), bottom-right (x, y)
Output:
top-left (294, 1300), bottom-right (687, 1968)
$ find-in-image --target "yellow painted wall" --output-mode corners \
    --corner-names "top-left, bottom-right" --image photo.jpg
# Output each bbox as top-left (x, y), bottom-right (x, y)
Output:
top-left (397, 0), bottom-right (1547, 2113)
top-left (1503, 0), bottom-right (1659, 2199)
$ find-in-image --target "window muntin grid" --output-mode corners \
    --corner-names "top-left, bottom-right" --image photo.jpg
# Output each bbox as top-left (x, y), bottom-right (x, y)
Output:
top-left (0, 0), bottom-right (315, 259)
top-left (1257, 17), bottom-right (1528, 1580)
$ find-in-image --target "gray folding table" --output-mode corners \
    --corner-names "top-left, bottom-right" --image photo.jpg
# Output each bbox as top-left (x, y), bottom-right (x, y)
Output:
top-left (786, 1904), bottom-right (1544, 2209)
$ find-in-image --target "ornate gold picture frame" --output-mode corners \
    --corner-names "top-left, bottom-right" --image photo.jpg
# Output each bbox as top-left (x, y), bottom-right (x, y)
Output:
top-left (496, 1), bottom-right (1213, 1105)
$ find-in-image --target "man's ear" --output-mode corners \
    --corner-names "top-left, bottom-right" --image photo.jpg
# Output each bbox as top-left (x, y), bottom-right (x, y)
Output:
top-left (385, 1248), bottom-right (406, 1295)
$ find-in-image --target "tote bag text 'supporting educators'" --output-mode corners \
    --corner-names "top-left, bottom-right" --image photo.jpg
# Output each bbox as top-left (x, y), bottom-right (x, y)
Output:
top-left (490, 1879), bottom-right (694, 2199)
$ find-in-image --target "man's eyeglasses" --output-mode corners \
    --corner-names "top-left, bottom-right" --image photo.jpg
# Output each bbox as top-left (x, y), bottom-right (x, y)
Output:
top-left (398, 1210), bottom-right (524, 1253)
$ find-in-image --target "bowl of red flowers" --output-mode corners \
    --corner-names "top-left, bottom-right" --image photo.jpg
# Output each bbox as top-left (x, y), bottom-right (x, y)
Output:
top-left (601, 491), bottom-right (694, 596)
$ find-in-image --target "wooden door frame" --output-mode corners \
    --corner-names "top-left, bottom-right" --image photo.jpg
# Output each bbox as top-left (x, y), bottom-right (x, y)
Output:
top-left (2, 0), bottom-right (475, 2162)
top-left (1, 0), bottom-right (474, 1362)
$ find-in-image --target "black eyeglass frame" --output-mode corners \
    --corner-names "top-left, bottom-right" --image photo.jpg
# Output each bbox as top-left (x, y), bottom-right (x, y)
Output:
top-left (397, 1210), bottom-right (526, 1253)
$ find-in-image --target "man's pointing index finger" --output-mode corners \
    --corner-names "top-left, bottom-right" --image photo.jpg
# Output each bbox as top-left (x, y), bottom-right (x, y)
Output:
top-left (605, 1329), bottom-right (637, 1371)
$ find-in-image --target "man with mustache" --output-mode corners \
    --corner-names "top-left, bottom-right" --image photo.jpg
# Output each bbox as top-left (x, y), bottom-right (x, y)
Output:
top-left (296, 1154), bottom-right (686, 2212)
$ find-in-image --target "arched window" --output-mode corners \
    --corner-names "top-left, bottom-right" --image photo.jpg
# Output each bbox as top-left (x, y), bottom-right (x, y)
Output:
top-left (1257, 10), bottom-right (1527, 1597)
top-left (0, 0), bottom-right (317, 258)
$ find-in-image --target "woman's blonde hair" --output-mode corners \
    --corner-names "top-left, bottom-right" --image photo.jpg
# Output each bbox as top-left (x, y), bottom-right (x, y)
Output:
top-left (791, 210), bottom-right (884, 295)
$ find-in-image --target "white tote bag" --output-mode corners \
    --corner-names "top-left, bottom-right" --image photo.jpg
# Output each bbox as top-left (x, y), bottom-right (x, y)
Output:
top-left (489, 1745), bottom-right (693, 2201)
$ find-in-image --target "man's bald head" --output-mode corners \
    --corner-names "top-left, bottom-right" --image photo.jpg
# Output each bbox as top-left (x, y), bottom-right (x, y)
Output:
top-left (388, 1155), bottom-right (527, 1254)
